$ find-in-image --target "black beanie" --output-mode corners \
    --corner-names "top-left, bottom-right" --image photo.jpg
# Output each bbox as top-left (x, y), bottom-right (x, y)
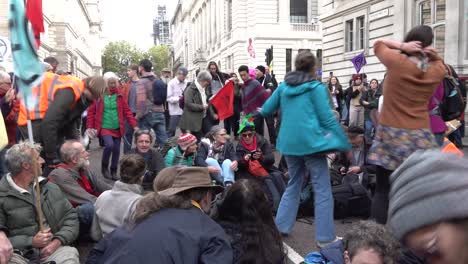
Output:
top-left (256, 65), bottom-right (266, 75)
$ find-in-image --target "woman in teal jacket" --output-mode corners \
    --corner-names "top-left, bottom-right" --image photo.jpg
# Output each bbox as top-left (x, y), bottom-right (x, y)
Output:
top-left (261, 51), bottom-right (350, 247)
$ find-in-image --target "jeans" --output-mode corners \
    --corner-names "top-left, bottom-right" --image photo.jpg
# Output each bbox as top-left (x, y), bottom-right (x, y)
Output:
top-left (264, 176), bottom-right (281, 210)
top-left (139, 112), bottom-right (168, 147)
top-left (225, 111), bottom-right (241, 137)
top-left (167, 115), bottom-right (182, 138)
top-left (102, 135), bottom-right (121, 170)
top-left (123, 120), bottom-right (134, 154)
top-left (254, 115), bottom-right (264, 135)
top-left (434, 132), bottom-right (445, 146)
top-left (265, 116), bottom-right (277, 145)
top-left (205, 158), bottom-right (235, 184)
top-left (77, 202), bottom-right (95, 235)
top-left (275, 154), bottom-right (335, 242)
top-left (365, 119), bottom-right (375, 143)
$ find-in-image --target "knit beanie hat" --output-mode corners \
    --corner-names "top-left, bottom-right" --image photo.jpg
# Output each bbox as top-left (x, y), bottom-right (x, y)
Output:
top-left (256, 65), bottom-right (266, 75)
top-left (178, 133), bottom-right (197, 151)
top-left (178, 67), bottom-right (188, 76)
top-left (388, 150), bottom-right (468, 241)
top-left (352, 74), bottom-right (362, 81)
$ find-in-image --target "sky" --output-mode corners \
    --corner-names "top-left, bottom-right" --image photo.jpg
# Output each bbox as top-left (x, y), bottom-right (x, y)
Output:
top-left (100, 0), bottom-right (177, 51)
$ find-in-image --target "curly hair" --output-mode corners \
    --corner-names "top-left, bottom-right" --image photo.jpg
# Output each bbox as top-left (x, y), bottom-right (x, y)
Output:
top-left (344, 220), bottom-right (401, 264)
top-left (214, 179), bottom-right (287, 264)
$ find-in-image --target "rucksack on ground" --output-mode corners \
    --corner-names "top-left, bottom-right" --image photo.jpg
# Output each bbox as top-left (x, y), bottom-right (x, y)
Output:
top-left (159, 136), bottom-right (179, 157)
top-left (436, 64), bottom-right (465, 121)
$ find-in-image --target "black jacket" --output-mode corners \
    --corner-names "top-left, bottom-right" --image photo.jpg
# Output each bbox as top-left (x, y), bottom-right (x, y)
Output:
top-left (195, 141), bottom-right (238, 167)
top-left (129, 148), bottom-right (166, 191)
top-left (236, 135), bottom-right (275, 173)
top-left (100, 208), bottom-right (233, 264)
top-left (41, 89), bottom-right (89, 160)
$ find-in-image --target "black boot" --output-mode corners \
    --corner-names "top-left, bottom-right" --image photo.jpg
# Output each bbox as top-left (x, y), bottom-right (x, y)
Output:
top-left (101, 163), bottom-right (111, 180)
top-left (110, 168), bottom-right (119, 181)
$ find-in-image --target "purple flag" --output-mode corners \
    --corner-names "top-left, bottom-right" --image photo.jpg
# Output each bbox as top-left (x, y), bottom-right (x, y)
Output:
top-left (351, 53), bottom-right (367, 73)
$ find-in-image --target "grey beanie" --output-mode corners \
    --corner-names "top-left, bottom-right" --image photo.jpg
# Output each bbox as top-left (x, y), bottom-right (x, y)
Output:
top-left (388, 150), bottom-right (468, 241)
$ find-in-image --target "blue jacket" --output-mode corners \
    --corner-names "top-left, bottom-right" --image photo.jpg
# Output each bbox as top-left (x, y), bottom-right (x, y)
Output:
top-left (261, 72), bottom-right (350, 155)
top-left (98, 207), bottom-right (233, 264)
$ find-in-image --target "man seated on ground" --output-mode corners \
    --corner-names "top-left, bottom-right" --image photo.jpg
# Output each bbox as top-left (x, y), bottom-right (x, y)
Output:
top-left (0, 142), bottom-right (79, 263)
top-left (164, 133), bottom-right (198, 167)
top-left (49, 140), bottom-right (113, 234)
top-left (91, 154), bottom-right (145, 241)
top-left (343, 220), bottom-right (401, 264)
top-left (329, 126), bottom-right (376, 188)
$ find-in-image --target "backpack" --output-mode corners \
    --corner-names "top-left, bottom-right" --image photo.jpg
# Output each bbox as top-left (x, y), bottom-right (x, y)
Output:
top-left (435, 65), bottom-right (465, 121)
top-left (159, 136), bottom-right (179, 157)
top-left (153, 79), bottom-right (167, 105)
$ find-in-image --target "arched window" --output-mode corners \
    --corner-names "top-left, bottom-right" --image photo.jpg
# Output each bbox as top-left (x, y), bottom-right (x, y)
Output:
top-left (417, 0), bottom-right (446, 58)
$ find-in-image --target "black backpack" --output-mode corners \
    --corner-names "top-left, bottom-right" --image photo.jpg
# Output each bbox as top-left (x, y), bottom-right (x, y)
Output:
top-left (435, 65), bottom-right (465, 121)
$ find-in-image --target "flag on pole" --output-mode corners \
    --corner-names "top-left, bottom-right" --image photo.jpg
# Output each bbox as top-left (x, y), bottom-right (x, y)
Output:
top-left (351, 52), bottom-right (367, 73)
top-left (26, 0), bottom-right (44, 48)
top-left (210, 81), bottom-right (234, 120)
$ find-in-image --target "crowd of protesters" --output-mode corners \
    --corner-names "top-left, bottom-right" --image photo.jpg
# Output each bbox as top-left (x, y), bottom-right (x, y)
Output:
top-left (0, 23), bottom-right (467, 264)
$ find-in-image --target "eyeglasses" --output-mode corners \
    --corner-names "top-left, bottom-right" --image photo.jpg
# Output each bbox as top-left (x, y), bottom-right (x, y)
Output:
top-left (242, 133), bottom-right (254, 138)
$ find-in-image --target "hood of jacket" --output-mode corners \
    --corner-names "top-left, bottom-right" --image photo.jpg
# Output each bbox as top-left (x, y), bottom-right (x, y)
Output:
top-left (282, 71), bottom-right (321, 96)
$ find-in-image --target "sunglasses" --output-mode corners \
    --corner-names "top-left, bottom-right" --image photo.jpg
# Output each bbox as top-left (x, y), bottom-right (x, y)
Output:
top-left (242, 133), bottom-right (254, 138)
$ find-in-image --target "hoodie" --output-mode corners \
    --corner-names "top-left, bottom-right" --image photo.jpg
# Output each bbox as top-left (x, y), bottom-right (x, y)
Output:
top-left (261, 71), bottom-right (350, 155)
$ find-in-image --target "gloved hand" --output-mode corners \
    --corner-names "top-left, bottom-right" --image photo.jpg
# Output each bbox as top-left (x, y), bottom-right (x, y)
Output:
top-left (86, 128), bottom-right (98, 139)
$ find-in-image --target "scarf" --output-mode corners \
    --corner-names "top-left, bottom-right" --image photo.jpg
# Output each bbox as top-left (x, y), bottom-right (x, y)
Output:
top-left (208, 142), bottom-right (225, 161)
top-left (195, 80), bottom-right (207, 117)
top-left (240, 136), bottom-right (257, 152)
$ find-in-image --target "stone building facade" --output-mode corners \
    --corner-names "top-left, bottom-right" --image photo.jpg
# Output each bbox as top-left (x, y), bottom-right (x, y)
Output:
top-left (320, 0), bottom-right (468, 82)
top-left (0, 0), bottom-right (102, 78)
top-left (171, 0), bottom-right (323, 82)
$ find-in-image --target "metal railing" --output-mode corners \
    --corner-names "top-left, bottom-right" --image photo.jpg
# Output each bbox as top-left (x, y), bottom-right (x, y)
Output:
top-left (290, 23), bottom-right (320, 32)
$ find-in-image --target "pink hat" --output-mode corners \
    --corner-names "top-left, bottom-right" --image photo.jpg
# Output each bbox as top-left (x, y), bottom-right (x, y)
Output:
top-left (178, 133), bottom-right (197, 151)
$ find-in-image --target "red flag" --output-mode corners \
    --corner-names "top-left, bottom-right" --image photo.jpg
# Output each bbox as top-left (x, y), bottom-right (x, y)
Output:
top-left (26, 0), bottom-right (45, 48)
top-left (210, 81), bottom-right (234, 120)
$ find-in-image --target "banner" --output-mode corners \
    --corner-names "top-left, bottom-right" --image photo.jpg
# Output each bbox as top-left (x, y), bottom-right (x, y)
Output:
top-left (210, 81), bottom-right (234, 120)
top-left (351, 52), bottom-right (367, 73)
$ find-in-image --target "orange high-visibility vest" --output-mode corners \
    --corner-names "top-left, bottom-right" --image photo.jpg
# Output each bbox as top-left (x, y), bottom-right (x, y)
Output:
top-left (441, 138), bottom-right (464, 157)
top-left (17, 72), bottom-right (85, 126)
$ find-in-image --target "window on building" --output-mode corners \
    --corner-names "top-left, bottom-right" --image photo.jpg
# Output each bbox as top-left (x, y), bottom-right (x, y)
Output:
top-left (345, 19), bottom-right (354, 52)
top-left (417, 0), bottom-right (446, 59)
top-left (227, 0), bottom-right (232, 33)
top-left (290, 0), bottom-right (308, 23)
top-left (357, 16), bottom-right (365, 50)
top-left (286, 49), bottom-right (292, 73)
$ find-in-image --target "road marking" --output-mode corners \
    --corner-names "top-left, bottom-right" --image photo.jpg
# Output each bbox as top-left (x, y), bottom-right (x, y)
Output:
top-left (284, 242), bottom-right (304, 264)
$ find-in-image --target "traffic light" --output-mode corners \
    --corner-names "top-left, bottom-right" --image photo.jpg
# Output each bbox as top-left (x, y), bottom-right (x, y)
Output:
top-left (265, 46), bottom-right (273, 66)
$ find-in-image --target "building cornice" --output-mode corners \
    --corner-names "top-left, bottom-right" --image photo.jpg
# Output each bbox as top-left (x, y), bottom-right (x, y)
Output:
top-left (320, 0), bottom-right (384, 22)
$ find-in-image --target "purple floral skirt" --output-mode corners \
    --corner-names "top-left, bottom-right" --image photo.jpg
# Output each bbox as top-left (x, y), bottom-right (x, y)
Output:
top-left (368, 125), bottom-right (438, 171)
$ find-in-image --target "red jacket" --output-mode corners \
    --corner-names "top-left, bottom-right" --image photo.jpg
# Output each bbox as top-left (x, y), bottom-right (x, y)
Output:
top-left (87, 89), bottom-right (137, 136)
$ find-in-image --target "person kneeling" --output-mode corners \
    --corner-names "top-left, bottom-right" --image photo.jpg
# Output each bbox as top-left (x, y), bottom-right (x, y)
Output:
top-left (0, 143), bottom-right (79, 263)
top-left (195, 126), bottom-right (238, 186)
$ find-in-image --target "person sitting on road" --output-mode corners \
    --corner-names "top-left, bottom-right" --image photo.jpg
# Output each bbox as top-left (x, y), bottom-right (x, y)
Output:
top-left (195, 126), bottom-right (238, 186)
top-left (213, 179), bottom-right (286, 264)
top-left (90, 154), bottom-right (145, 241)
top-left (129, 129), bottom-right (165, 191)
top-left (0, 143), bottom-right (79, 263)
top-left (388, 150), bottom-right (468, 264)
top-left (343, 221), bottom-right (400, 264)
top-left (49, 140), bottom-right (113, 235)
top-left (235, 115), bottom-right (286, 210)
top-left (164, 133), bottom-right (198, 167)
top-left (98, 166), bottom-right (232, 263)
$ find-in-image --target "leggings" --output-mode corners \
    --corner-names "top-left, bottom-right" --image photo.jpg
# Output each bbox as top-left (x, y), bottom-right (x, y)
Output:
top-left (102, 135), bottom-right (121, 170)
top-left (371, 166), bottom-right (393, 224)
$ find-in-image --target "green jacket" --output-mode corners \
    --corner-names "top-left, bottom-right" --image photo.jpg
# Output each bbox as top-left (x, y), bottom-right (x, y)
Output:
top-left (0, 175), bottom-right (79, 250)
top-left (164, 146), bottom-right (195, 167)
